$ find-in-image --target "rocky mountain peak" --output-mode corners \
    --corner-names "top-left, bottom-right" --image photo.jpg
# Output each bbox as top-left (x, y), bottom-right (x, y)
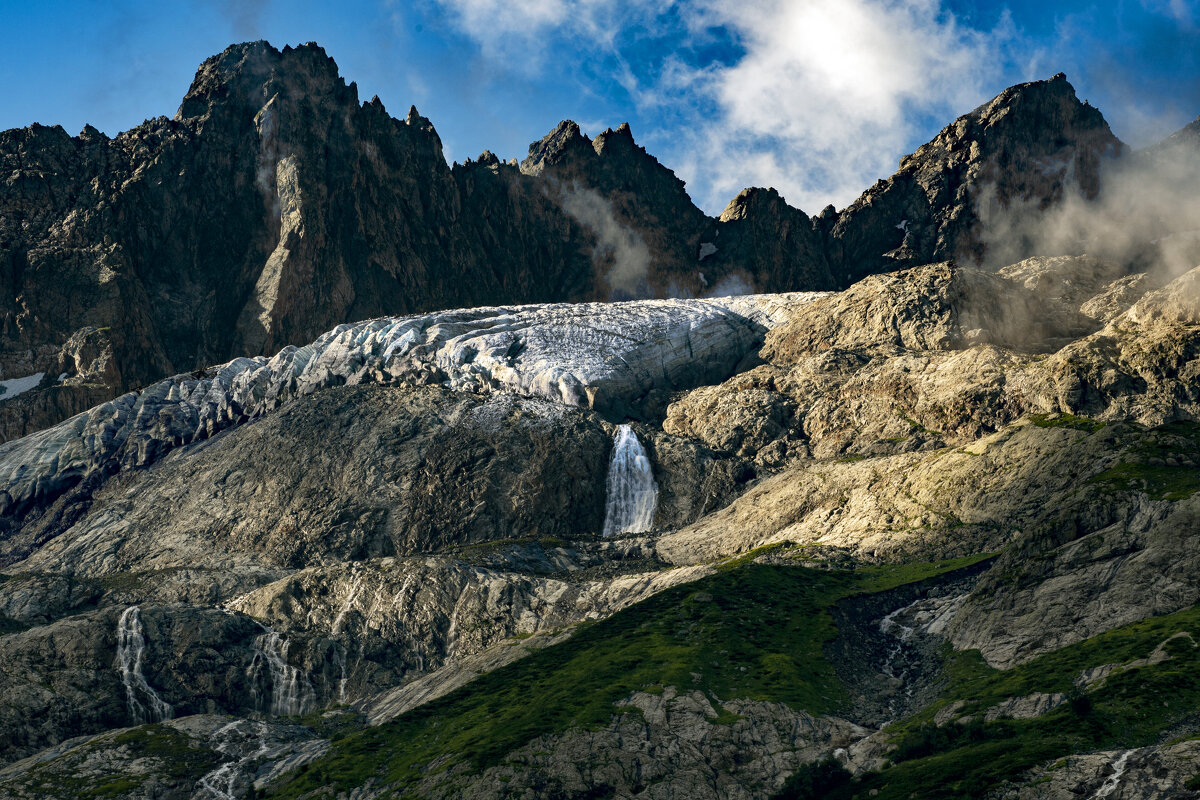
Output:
top-left (520, 120), bottom-right (591, 176)
top-left (175, 41), bottom-right (355, 123)
top-left (899, 72), bottom-right (1119, 194)
top-left (824, 72), bottom-right (1124, 282)
top-left (718, 187), bottom-right (803, 224)
top-left (591, 121), bottom-right (635, 153)
top-left (1143, 112), bottom-right (1200, 159)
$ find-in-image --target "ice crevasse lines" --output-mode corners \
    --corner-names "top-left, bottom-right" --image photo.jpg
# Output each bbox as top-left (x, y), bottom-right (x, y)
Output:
top-left (0, 293), bottom-right (826, 518)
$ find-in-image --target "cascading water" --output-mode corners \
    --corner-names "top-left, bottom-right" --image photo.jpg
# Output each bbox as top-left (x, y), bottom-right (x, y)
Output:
top-left (115, 606), bottom-right (173, 724)
top-left (1091, 749), bottom-right (1135, 799)
top-left (601, 424), bottom-right (659, 537)
top-left (246, 628), bottom-right (316, 716)
top-left (878, 602), bottom-right (917, 681)
top-left (197, 720), bottom-right (271, 800)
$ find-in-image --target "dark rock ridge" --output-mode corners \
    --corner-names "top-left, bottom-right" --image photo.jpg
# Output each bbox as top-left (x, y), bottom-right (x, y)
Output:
top-left (1, 43), bottom-right (1178, 444)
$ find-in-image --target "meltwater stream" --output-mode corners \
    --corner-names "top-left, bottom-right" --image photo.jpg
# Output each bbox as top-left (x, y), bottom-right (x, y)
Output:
top-left (246, 628), bottom-right (316, 717)
top-left (601, 424), bottom-right (659, 537)
top-left (115, 606), bottom-right (174, 724)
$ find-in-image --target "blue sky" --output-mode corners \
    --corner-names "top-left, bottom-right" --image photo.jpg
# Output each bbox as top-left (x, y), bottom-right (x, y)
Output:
top-left (1, 0), bottom-right (1197, 214)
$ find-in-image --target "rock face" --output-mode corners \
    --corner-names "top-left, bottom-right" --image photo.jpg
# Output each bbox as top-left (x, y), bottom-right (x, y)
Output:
top-left (0, 44), bottom-right (1143, 443)
top-left (1, 255), bottom-right (1200, 797)
top-left (662, 256), bottom-right (1190, 465)
top-left (0, 42), bottom-right (596, 444)
top-left (402, 689), bottom-right (868, 800)
top-left (5, 45), bottom-right (1200, 800)
top-left (833, 73), bottom-right (1121, 276)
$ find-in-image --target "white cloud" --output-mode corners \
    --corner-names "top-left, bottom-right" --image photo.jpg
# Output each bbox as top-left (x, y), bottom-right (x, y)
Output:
top-left (1140, 0), bottom-right (1197, 28)
top-left (433, 0), bottom-right (1015, 214)
top-left (662, 0), bottom-right (1012, 213)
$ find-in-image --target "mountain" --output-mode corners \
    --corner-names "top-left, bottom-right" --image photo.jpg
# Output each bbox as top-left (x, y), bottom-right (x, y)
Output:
top-left (0, 43), bottom-right (1137, 444)
top-left (2, 40), bottom-right (1200, 800)
top-left (2, 252), bottom-right (1200, 798)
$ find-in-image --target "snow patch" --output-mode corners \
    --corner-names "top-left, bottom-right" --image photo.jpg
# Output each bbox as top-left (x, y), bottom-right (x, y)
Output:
top-left (0, 372), bottom-right (44, 401)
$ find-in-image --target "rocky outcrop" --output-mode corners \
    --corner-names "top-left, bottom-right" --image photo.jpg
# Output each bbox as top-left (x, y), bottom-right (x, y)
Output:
top-left (0, 602), bottom-right (344, 763)
top-left (522, 121), bottom-right (712, 299)
top-left (0, 386), bottom-right (607, 572)
top-left (228, 555), bottom-right (712, 703)
top-left (1004, 742), bottom-right (1200, 800)
top-left (833, 73), bottom-right (1122, 276)
top-left (400, 689), bottom-right (867, 800)
top-left (0, 715), bottom-right (330, 799)
top-left (662, 256), bottom-right (1184, 465)
top-left (1019, 264), bottom-right (1200, 422)
top-left (2, 45), bottom-right (1148, 444)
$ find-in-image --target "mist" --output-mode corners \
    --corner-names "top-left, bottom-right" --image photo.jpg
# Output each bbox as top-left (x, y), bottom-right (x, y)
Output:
top-left (976, 127), bottom-right (1200, 278)
top-left (558, 185), bottom-right (653, 300)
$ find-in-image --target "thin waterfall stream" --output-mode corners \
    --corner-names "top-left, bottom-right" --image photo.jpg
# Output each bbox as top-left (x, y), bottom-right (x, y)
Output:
top-left (246, 627), bottom-right (316, 716)
top-left (115, 606), bottom-right (173, 724)
top-left (601, 424), bottom-right (659, 537)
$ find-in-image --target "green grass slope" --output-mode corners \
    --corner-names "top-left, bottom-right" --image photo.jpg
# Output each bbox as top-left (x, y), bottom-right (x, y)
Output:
top-left (267, 555), bottom-right (989, 798)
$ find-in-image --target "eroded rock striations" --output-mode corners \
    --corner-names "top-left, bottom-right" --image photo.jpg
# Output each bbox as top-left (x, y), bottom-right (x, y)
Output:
top-left (3, 46), bottom-right (1200, 800)
top-left (1, 43), bottom-right (1162, 443)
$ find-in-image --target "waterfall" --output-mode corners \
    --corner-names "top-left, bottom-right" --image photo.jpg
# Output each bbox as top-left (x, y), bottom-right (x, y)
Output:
top-left (115, 606), bottom-right (173, 724)
top-left (196, 720), bottom-right (271, 800)
top-left (1091, 749), bottom-right (1135, 799)
top-left (246, 628), bottom-right (316, 716)
top-left (879, 601), bottom-right (917, 681)
top-left (601, 424), bottom-right (659, 537)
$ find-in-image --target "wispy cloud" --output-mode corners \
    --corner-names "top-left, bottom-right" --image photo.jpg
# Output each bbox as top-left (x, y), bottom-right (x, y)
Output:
top-left (217, 0), bottom-right (270, 40)
top-left (431, 0), bottom-right (1016, 214)
top-left (1140, 0), bottom-right (1197, 29)
top-left (430, 0), bottom-right (669, 70)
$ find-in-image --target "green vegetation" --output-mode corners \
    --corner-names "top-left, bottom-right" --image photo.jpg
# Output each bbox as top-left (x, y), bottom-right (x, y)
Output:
top-left (828, 605), bottom-right (1200, 799)
top-left (853, 552), bottom-right (995, 594)
top-left (111, 725), bottom-right (221, 779)
top-left (772, 758), bottom-right (853, 799)
top-left (1028, 412), bottom-right (1106, 433)
top-left (269, 558), bottom-right (980, 798)
top-left (1088, 420), bottom-right (1200, 500)
top-left (899, 414), bottom-right (941, 436)
top-left (1089, 461), bottom-right (1200, 500)
top-left (713, 541), bottom-right (796, 571)
top-left (14, 724), bottom-right (220, 799)
top-left (268, 552), bottom-right (1198, 800)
